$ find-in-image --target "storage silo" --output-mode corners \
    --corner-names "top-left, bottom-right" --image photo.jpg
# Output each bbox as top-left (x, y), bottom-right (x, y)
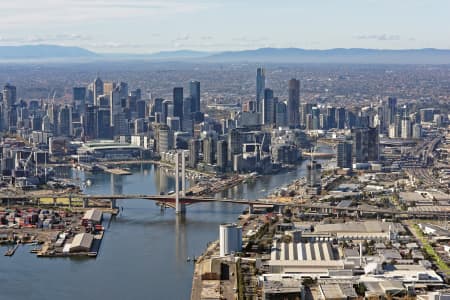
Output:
top-left (219, 224), bottom-right (242, 257)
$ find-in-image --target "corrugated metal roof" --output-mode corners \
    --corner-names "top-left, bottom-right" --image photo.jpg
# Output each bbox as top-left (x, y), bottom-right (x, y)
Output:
top-left (271, 242), bottom-right (335, 261)
top-left (83, 209), bottom-right (102, 223)
top-left (70, 233), bottom-right (93, 251)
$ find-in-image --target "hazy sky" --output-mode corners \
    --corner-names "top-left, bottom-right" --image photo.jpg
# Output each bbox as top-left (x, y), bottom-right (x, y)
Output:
top-left (1, 0), bottom-right (449, 53)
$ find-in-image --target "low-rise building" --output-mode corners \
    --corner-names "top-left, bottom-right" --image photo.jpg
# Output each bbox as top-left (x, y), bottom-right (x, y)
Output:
top-left (69, 233), bottom-right (94, 253)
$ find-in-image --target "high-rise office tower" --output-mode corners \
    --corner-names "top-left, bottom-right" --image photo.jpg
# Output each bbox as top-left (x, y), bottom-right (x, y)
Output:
top-left (401, 117), bottom-right (412, 139)
top-left (127, 94), bottom-right (137, 113)
top-left (326, 106), bottom-right (336, 129)
top-left (335, 107), bottom-right (346, 129)
top-left (97, 109), bottom-right (111, 139)
top-left (256, 67), bottom-right (266, 113)
top-left (367, 126), bottom-right (379, 161)
top-left (153, 98), bottom-right (164, 115)
top-left (300, 103), bottom-right (313, 127)
top-left (352, 126), bottom-right (379, 163)
top-left (118, 82), bottom-right (128, 103)
top-left (287, 79), bottom-right (300, 128)
top-left (31, 114), bottom-right (42, 131)
top-left (412, 123), bottom-right (422, 139)
top-left (47, 103), bottom-right (58, 133)
top-left (216, 140), bottom-right (228, 171)
top-left (103, 82), bottom-right (116, 97)
top-left (386, 97), bottom-right (397, 125)
top-left (113, 111), bottom-right (129, 136)
top-left (227, 129), bottom-right (242, 164)
top-left (130, 88), bottom-right (141, 101)
top-left (41, 115), bottom-right (51, 132)
top-left (188, 139), bottom-right (200, 168)
top-left (346, 110), bottom-right (356, 129)
top-left (73, 87), bottom-right (86, 106)
top-left (262, 88), bottom-right (274, 125)
top-left (166, 116), bottom-right (181, 132)
top-left (134, 118), bottom-right (146, 135)
top-left (136, 100), bottom-right (147, 119)
top-left (305, 114), bottom-right (313, 130)
top-left (173, 87), bottom-right (184, 122)
top-left (311, 107), bottom-right (320, 130)
top-left (3, 83), bottom-right (17, 108)
top-left (189, 81), bottom-right (201, 113)
top-left (83, 105), bottom-right (98, 140)
top-left (319, 114), bottom-right (327, 130)
top-left (275, 101), bottom-right (287, 127)
top-left (307, 160), bottom-right (322, 188)
top-left (93, 77), bottom-right (104, 106)
top-left (182, 97), bottom-right (193, 134)
top-left (155, 124), bottom-right (171, 153)
top-left (161, 100), bottom-right (172, 124)
top-left (74, 92), bottom-right (86, 114)
top-left (58, 106), bottom-right (72, 136)
top-left (203, 137), bottom-right (215, 165)
top-left (110, 86), bottom-right (121, 127)
top-left (337, 141), bottom-right (352, 168)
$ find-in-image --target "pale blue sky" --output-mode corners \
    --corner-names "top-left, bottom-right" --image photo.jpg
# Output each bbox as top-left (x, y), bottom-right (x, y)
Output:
top-left (0, 0), bottom-right (449, 53)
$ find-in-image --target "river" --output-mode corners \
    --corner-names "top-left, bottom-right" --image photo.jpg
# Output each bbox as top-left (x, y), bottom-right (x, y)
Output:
top-left (0, 157), bottom-right (332, 300)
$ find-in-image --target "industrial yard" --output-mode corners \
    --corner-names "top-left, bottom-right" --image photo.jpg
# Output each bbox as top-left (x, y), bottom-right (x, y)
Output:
top-left (0, 207), bottom-right (108, 258)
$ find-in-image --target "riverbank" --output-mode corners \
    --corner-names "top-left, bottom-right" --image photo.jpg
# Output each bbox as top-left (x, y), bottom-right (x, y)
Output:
top-left (0, 161), bottom-right (315, 300)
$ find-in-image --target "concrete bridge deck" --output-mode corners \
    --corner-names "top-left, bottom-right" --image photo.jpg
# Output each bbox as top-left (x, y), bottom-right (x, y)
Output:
top-left (0, 193), bottom-right (448, 217)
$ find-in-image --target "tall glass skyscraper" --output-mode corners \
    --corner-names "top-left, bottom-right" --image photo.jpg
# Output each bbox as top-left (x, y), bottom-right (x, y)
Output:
top-left (287, 78), bottom-right (300, 128)
top-left (256, 67), bottom-right (265, 113)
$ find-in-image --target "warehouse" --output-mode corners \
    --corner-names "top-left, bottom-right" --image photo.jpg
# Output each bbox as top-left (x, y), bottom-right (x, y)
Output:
top-left (319, 283), bottom-right (358, 300)
top-left (69, 233), bottom-right (94, 253)
top-left (314, 221), bottom-right (404, 241)
top-left (269, 241), bottom-right (344, 274)
top-left (82, 209), bottom-right (103, 225)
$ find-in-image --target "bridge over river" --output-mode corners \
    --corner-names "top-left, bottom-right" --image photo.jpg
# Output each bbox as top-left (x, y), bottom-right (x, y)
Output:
top-left (0, 193), bottom-right (448, 218)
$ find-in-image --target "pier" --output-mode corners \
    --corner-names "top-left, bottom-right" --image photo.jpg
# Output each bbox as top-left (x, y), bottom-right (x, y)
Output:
top-left (4, 244), bottom-right (19, 257)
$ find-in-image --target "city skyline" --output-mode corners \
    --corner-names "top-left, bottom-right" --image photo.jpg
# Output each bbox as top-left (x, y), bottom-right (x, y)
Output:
top-left (1, 0), bottom-right (450, 53)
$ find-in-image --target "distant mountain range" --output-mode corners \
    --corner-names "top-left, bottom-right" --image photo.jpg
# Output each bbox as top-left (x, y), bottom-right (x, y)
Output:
top-left (203, 47), bottom-right (450, 64)
top-left (0, 45), bottom-right (97, 59)
top-left (1, 45), bottom-right (450, 64)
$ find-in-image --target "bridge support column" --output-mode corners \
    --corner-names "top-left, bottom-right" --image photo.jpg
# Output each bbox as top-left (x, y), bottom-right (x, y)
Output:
top-left (110, 199), bottom-right (117, 210)
top-left (175, 151), bottom-right (186, 215)
top-left (181, 150), bottom-right (186, 197)
top-left (53, 197), bottom-right (57, 207)
top-left (68, 195), bottom-right (72, 208)
top-left (82, 198), bottom-right (89, 208)
top-left (248, 204), bottom-right (253, 214)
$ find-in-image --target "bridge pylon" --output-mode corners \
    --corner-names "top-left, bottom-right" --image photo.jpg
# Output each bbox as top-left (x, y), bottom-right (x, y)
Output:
top-left (175, 151), bottom-right (186, 214)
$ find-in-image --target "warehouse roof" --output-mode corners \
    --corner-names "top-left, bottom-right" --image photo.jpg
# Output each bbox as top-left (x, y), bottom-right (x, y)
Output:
top-left (70, 233), bottom-right (93, 251)
top-left (315, 221), bottom-right (401, 234)
top-left (271, 241), bottom-right (336, 261)
top-left (319, 283), bottom-right (358, 300)
top-left (83, 209), bottom-right (102, 223)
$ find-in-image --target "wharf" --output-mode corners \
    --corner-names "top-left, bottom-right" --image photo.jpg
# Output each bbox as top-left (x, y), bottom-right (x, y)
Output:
top-left (4, 244), bottom-right (19, 256)
top-left (191, 240), bottom-right (220, 300)
top-left (104, 168), bottom-right (131, 175)
top-left (37, 231), bottom-right (104, 258)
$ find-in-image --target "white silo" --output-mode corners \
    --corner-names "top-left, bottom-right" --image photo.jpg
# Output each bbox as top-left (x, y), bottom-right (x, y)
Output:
top-left (219, 224), bottom-right (242, 257)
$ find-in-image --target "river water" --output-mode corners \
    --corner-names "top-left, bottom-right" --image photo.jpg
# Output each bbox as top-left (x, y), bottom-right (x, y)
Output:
top-left (0, 157), bottom-right (332, 300)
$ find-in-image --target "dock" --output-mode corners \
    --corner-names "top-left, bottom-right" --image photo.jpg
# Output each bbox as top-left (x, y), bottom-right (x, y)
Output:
top-left (104, 168), bottom-right (131, 175)
top-left (4, 244), bottom-right (19, 256)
